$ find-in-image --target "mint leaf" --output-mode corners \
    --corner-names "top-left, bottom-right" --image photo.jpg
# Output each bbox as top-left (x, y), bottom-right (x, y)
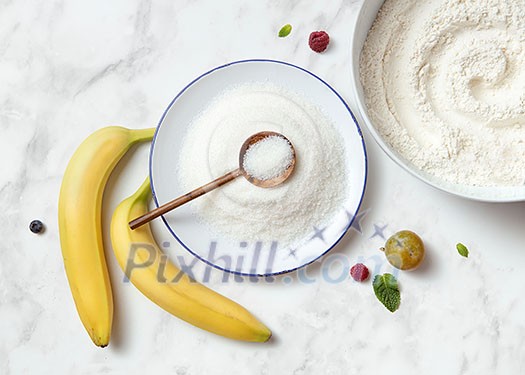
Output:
top-left (373, 274), bottom-right (400, 313)
top-left (278, 24), bottom-right (292, 38)
top-left (457, 243), bottom-right (469, 258)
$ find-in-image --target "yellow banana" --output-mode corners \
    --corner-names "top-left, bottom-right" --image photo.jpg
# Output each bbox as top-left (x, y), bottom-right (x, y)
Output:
top-left (58, 126), bottom-right (155, 347)
top-left (110, 178), bottom-right (272, 342)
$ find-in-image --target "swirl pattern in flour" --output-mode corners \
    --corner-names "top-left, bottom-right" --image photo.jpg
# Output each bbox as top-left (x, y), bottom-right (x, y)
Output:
top-left (361, 0), bottom-right (525, 186)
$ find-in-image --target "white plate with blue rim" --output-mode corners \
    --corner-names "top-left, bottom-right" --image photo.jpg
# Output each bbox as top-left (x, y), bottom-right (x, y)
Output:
top-left (149, 59), bottom-right (367, 276)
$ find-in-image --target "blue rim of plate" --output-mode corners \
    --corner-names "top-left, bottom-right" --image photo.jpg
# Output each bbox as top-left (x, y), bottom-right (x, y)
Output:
top-left (149, 59), bottom-right (368, 277)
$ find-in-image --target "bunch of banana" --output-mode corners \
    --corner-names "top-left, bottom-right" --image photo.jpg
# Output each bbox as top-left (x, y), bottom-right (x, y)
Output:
top-left (58, 126), bottom-right (155, 347)
top-left (110, 178), bottom-right (272, 342)
top-left (59, 126), bottom-right (271, 346)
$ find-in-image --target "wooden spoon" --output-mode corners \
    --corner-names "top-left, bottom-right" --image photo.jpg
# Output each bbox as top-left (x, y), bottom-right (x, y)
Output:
top-left (129, 131), bottom-right (296, 230)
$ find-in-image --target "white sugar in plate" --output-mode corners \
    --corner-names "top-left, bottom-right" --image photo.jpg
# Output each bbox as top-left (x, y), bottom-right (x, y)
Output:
top-left (177, 83), bottom-right (348, 248)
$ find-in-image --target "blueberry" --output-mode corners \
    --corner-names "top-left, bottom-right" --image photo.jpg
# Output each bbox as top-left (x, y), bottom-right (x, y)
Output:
top-left (30, 220), bottom-right (45, 234)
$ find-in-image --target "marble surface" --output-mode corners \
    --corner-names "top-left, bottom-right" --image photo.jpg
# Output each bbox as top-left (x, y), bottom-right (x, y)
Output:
top-left (1, 0), bottom-right (525, 374)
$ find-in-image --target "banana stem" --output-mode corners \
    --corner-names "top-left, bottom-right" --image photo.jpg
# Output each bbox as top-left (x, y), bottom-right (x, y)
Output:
top-left (135, 177), bottom-right (152, 202)
top-left (130, 127), bottom-right (156, 143)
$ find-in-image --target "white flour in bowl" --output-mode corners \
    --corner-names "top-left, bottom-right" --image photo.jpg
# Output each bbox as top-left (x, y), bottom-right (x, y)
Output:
top-left (360, 0), bottom-right (525, 187)
top-left (178, 83), bottom-right (348, 247)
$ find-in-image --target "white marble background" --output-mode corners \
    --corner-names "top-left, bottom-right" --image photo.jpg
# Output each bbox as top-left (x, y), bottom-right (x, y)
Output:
top-left (1, 0), bottom-right (525, 374)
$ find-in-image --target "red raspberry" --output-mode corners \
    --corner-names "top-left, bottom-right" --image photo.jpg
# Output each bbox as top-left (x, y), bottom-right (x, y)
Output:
top-left (309, 31), bottom-right (330, 53)
top-left (350, 263), bottom-right (369, 282)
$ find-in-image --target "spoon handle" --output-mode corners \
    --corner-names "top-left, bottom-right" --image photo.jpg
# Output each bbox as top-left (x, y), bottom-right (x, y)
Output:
top-left (129, 168), bottom-right (242, 230)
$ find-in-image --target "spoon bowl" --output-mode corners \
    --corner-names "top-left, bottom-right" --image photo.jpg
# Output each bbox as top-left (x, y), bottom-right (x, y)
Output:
top-left (239, 131), bottom-right (296, 188)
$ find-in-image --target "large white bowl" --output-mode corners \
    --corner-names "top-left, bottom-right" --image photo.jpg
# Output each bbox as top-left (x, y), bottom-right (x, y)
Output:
top-left (349, 0), bottom-right (525, 202)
